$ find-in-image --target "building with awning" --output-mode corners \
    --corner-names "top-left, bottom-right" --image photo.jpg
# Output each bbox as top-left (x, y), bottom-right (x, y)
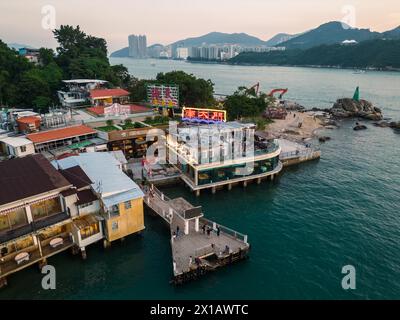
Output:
top-left (0, 154), bottom-right (76, 287)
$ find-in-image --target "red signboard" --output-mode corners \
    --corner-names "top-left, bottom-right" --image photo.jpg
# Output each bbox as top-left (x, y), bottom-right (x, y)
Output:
top-left (182, 107), bottom-right (227, 123)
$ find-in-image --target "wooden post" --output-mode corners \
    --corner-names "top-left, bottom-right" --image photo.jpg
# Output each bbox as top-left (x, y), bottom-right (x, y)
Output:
top-left (38, 258), bottom-right (47, 270)
top-left (0, 277), bottom-right (7, 289)
top-left (81, 248), bottom-right (87, 260)
top-left (103, 239), bottom-right (111, 249)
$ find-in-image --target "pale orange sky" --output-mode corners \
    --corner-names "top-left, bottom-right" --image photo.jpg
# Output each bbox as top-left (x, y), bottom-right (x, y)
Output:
top-left (0, 0), bottom-right (399, 52)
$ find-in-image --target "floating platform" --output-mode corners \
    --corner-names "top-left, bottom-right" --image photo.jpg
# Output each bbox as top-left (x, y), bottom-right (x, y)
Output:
top-left (144, 186), bottom-right (250, 285)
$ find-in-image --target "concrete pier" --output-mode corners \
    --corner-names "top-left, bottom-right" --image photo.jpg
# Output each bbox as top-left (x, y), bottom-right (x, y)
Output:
top-left (144, 185), bottom-right (250, 285)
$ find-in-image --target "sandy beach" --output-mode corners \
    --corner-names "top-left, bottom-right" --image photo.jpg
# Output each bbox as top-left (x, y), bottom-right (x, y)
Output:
top-left (266, 111), bottom-right (325, 142)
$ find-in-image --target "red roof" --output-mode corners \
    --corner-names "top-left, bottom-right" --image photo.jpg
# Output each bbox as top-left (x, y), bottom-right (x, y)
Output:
top-left (87, 106), bottom-right (105, 115)
top-left (90, 88), bottom-right (129, 99)
top-left (17, 116), bottom-right (41, 124)
top-left (27, 125), bottom-right (96, 144)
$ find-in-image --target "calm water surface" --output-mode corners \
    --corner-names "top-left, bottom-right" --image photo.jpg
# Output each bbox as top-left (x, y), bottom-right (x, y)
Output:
top-left (1, 59), bottom-right (399, 299)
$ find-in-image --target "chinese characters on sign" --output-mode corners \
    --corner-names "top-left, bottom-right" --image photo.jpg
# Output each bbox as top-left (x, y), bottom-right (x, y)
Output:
top-left (181, 107), bottom-right (227, 123)
top-left (147, 85), bottom-right (179, 108)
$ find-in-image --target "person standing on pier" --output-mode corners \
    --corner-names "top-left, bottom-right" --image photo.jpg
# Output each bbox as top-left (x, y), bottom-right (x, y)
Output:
top-left (206, 227), bottom-right (211, 238)
top-left (176, 225), bottom-right (180, 237)
top-left (216, 226), bottom-right (221, 237)
top-left (202, 224), bottom-right (206, 234)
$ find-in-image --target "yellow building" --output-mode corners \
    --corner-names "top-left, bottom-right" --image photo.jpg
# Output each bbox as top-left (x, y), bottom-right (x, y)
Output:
top-left (103, 197), bottom-right (144, 242)
top-left (54, 152), bottom-right (145, 245)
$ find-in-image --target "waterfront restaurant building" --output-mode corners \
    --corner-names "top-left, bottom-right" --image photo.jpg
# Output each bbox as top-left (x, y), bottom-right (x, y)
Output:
top-left (26, 125), bottom-right (97, 153)
top-left (54, 152), bottom-right (145, 245)
top-left (0, 154), bottom-right (76, 287)
top-left (167, 122), bottom-right (283, 195)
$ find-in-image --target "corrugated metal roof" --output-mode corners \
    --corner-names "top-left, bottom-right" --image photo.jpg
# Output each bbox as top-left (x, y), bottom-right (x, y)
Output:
top-left (54, 153), bottom-right (143, 207)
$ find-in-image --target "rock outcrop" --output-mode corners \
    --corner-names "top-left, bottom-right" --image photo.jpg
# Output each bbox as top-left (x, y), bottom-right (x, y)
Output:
top-left (373, 121), bottom-right (400, 129)
top-left (330, 98), bottom-right (383, 121)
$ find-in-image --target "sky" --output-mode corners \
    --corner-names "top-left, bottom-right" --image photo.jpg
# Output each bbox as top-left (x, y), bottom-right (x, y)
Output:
top-left (0, 0), bottom-right (399, 53)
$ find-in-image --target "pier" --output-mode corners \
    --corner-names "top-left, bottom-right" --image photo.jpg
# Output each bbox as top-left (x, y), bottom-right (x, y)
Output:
top-left (144, 185), bottom-right (250, 285)
top-left (278, 138), bottom-right (321, 167)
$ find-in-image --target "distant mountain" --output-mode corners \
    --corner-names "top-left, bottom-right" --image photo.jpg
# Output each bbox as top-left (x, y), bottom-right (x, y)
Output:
top-left (110, 23), bottom-right (400, 57)
top-left (110, 43), bottom-right (165, 58)
top-left (230, 39), bottom-right (400, 70)
top-left (383, 26), bottom-right (400, 39)
top-left (264, 33), bottom-right (299, 47)
top-left (7, 43), bottom-right (34, 50)
top-left (279, 21), bottom-right (381, 49)
top-left (170, 32), bottom-right (266, 47)
top-left (110, 46), bottom-right (129, 57)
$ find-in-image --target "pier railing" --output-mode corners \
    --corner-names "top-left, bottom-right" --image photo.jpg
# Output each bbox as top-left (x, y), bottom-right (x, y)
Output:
top-left (200, 217), bottom-right (248, 244)
top-left (280, 148), bottom-right (319, 160)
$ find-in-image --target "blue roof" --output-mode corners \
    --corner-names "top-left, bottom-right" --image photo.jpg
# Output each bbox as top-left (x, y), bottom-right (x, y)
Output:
top-left (53, 153), bottom-right (144, 207)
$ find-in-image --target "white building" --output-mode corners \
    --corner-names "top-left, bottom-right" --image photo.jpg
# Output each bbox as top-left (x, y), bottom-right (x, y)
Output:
top-left (0, 137), bottom-right (35, 158)
top-left (176, 47), bottom-right (189, 60)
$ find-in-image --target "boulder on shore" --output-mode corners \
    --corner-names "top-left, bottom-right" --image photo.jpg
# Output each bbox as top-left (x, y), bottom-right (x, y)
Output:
top-left (330, 98), bottom-right (383, 121)
top-left (373, 121), bottom-right (400, 129)
top-left (354, 124), bottom-right (367, 131)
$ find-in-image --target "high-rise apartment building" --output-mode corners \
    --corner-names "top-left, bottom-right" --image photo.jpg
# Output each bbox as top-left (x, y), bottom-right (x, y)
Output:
top-left (128, 34), bottom-right (147, 58)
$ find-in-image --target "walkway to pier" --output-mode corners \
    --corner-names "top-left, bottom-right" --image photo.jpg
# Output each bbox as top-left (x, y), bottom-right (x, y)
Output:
top-left (144, 185), bottom-right (250, 284)
top-left (278, 138), bottom-right (321, 166)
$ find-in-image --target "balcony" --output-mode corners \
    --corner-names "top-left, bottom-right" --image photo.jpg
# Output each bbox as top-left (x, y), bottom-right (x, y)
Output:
top-left (0, 244), bottom-right (41, 278)
top-left (0, 232), bottom-right (74, 278)
top-left (40, 232), bottom-right (74, 258)
top-left (0, 212), bottom-right (71, 245)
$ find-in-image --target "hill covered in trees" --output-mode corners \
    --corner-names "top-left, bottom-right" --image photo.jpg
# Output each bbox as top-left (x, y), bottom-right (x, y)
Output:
top-left (229, 39), bottom-right (400, 70)
top-left (0, 25), bottom-right (130, 111)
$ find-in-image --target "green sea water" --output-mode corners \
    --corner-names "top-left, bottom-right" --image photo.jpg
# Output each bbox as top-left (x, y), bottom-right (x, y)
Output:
top-left (1, 60), bottom-right (399, 299)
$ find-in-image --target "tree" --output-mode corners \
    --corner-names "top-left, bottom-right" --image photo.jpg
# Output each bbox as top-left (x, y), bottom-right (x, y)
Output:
top-left (53, 25), bottom-right (127, 85)
top-left (156, 71), bottom-right (215, 107)
top-left (224, 87), bottom-right (270, 120)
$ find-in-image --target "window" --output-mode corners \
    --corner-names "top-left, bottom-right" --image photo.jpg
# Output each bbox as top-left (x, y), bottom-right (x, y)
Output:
top-left (31, 197), bottom-right (62, 220)
top-left (110, 205), bottom-right (119, 216)
top-left (79, 202), bottom-right (93, 209)
top-left (112, 221), bottom-right (118, 230)
top-left (80, 222), bottom-right (100, 240)
top-left (0, 208), bottom-right (28, 232)
top-left (124, 201), bottom-right (132, 210)
top-left (20, 145), bottom-right (27, 153)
